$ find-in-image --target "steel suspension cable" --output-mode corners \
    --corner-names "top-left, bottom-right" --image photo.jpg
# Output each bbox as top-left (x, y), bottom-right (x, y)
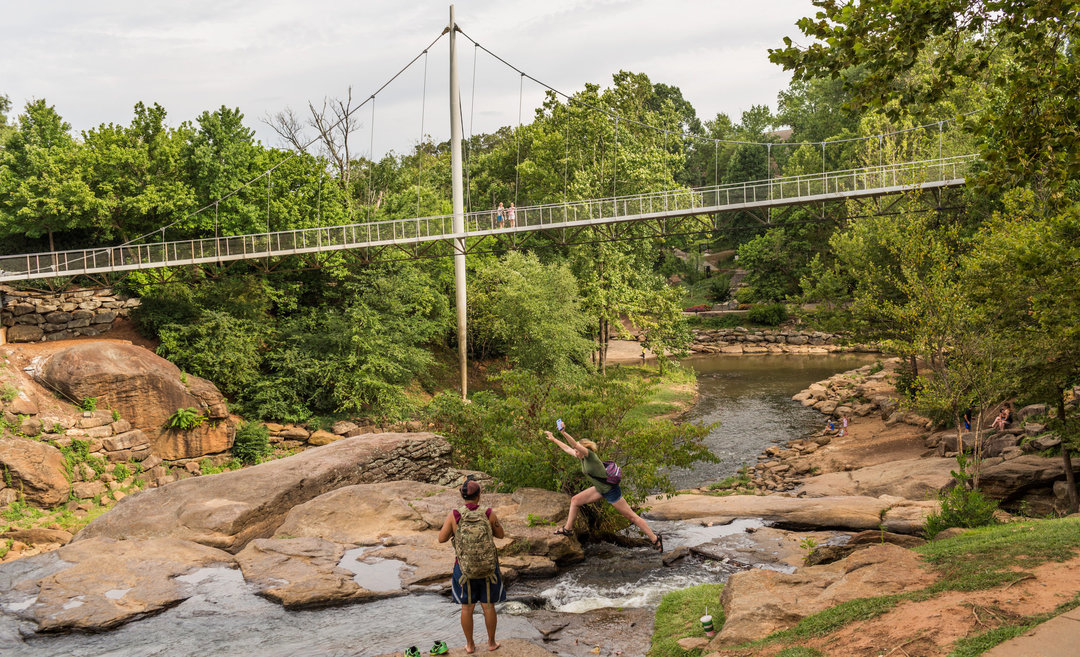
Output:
top-left (417, 49), bottom-right (429, 219)
top-left (515, 73), bottom-right (523, 207)
top-left (466, 42), bottom-right (479, 213)
top-left (563, 101), bottom-right (570, 203)
top-left (368, 96), bottom-right (376, 220)
top-left (455, 28), bottom-right (981, 150)
top-left (115, 29), bottom-right (449, 251)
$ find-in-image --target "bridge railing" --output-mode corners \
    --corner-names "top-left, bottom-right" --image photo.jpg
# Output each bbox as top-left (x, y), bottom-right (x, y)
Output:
top-left (0, 155), bottom-right (975, 282)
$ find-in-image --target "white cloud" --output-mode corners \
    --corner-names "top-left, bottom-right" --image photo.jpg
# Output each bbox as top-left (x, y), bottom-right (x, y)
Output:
top-left (2, 0), bottom-right (810, 152)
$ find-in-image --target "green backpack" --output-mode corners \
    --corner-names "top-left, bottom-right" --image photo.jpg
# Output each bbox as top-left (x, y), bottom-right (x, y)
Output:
top-left (454, 507), bottom-right (498, 585)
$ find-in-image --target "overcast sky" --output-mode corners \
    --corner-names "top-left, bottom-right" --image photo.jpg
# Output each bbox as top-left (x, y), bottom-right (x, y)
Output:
top-left (3, 0), bottom-right (814, 157)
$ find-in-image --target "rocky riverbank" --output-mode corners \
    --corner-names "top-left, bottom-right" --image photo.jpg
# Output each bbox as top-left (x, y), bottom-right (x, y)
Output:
top-left (688, 327), bottom-right (873, 356)
top-left (654, 356), bottom-right (1080, 652)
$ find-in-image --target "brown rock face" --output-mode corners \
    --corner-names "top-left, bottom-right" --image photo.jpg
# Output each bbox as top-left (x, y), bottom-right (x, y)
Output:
top-left (797, 458), bottom-right (956, 500)
top-left (712, 544), bottom-right (936, 646)
top-left (979, 455), bottom-right (1080, 501)
top-left (74, 433), bottom-right (453, 552)
top-left (33, 342), bottom-right (232, 459)
top-left (236, 537), bottom-right (387, 609)
top-left (12, 537), bottom-right (233, 633)
top-left (645, 493), bottom-right (938, 534)
top-left (0, 437), bottom-right (69, 506)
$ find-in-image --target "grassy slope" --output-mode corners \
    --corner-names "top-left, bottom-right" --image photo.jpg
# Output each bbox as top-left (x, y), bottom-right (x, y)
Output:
top-left (651, 517), bottom-right (1080, 657)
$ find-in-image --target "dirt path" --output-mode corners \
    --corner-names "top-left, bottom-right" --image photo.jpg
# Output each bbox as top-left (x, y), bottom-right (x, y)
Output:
top-left (713, 555), bottom-right (1080, 657)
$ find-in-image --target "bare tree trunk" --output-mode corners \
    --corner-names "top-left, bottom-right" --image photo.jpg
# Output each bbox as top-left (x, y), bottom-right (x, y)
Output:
top-left (1058, 391), bottom-right (1079, 514)
top-left (909, 354), bottom-right (919, 379)
top-left (972, 409), bottom-right (987, 490)
top-left (600, 318), bottom-right (608, 375)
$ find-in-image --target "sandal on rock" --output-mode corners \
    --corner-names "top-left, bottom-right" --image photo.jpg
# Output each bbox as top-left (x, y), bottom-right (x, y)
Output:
top-left (430, 641), bottom-right (449, 656)
top-left (554, 527), bottom-right (574, 537)
top-left (406, 647), bottom-right (421, 657)
top-left (651, 533), bottom-right (664, 553)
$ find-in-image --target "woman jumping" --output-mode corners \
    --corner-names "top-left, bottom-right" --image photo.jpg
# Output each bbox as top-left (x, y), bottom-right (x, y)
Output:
top-left (544, 427), bottom-right (663, 552)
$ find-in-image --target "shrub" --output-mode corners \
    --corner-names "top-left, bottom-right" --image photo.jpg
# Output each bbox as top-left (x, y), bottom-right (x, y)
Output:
top-left (130, 283), bottom-right (199, 337)
top-left (924, 458), bottom-right (999, 538)
top-left (79, 397), bottom-right (98, 412)
top-left (706, 274), bottom-right (732, 302)
top-left (113, 463), bottom-right (131, 481)
top-left (0, 385), bottom-right (16, 403)
top-left (166, 407), bottom-right (204, 430)
top-left (232, 422), bottom-right (271, 464)
top-left (747, 303), bottom-right (789, 326)
top-left (684, 304), bottom-right (711, 313)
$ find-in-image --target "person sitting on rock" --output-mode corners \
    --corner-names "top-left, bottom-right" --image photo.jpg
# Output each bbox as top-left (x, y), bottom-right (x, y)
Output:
top-left (991, 404), bottom-right (1014, 430)
top-left (544, 427), bottom-right (663, 552)
top-left (438, 478), bottom-right (505, 653)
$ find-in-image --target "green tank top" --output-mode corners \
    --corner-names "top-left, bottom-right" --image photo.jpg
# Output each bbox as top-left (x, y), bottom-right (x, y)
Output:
top-left (582, 450), bottom-right (613, 494)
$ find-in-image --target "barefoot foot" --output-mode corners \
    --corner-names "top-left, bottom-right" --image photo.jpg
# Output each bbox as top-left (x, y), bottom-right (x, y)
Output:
top-left (488, 642), bottom-right (500, 652)
top-left (465, 644), bottom-right (476, 655)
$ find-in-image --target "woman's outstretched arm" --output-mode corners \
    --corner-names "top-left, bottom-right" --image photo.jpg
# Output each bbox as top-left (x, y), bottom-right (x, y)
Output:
top-left (559, 429), bottom-right (589, 459)
top-left (544, 430), bottom-right (579, 457)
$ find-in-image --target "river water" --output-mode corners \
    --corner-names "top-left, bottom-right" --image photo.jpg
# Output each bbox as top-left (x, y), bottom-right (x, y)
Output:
top-left (1, 353), bottom-right (876, 657)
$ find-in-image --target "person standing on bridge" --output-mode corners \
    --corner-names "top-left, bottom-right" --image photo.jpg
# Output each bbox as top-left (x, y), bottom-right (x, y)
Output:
top-left (544, 426), bottom-right (663, 552)
top-left (495, 202), bottom-right (505, 228)
top-left (507, 203), bottom-right (516, 227)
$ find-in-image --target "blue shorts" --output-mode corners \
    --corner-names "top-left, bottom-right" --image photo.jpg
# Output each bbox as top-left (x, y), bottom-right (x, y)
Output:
top-left (601, 485), bottom-right (623, 504)
top-left (450, 563), bottom-right (506, 605)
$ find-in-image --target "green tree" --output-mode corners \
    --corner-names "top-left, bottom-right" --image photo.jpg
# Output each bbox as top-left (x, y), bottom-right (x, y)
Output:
top-left (770, 0), bottom-right (1080, 194)
top-left (0, 99), bottom-right (103, 251)
top-left (182, 106), bottom-right (264, 236)
top-left (965, 192), bottom-right (1080, 510)
top-left (427, 368), bottom-right (715, 508)
top-left (468, 251), bottom-right (592, 375)
top-left (81, 102), bottom-right (195, 241)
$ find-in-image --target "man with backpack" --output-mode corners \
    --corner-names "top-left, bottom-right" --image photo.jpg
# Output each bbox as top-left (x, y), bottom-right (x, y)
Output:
top-left (544, 425), bottom-right (663, 552)
top-left (437, 478), bottom-right (506, 653)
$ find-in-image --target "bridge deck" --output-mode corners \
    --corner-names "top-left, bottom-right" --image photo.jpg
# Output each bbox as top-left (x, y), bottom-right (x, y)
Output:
top-left (0, 155), bottom-right (973, 282)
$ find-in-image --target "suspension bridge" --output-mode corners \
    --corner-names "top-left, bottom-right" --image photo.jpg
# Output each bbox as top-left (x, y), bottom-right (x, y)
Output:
top-left (0, 6), bottom-right (977, 395)
top-left (0, 154), bottom-right (973, 283)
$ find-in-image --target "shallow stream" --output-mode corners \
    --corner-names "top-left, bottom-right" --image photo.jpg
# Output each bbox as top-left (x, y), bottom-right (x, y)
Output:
top-left (1, 353), bottom-right (876, 657)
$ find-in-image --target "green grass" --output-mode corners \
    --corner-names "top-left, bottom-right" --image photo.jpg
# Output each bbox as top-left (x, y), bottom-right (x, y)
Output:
top-left (732, 517), bottom-right (1080, 652)
top-left (648, 583), bottom-right (724, 657)
top-left (917, 518), bottom-right (1080, 592)
top-left (607, 365), bottom-right (698, 424)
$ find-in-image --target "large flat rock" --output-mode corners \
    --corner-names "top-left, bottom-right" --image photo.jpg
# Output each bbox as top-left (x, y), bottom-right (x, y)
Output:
top-left (73, 433), bottom-right (452, 552)
top-left (645, 494), bottom-right (938, 534)
top-left (797, 458), bottom-right (956, 499)
top-left (275, 483), bottom-right (583, 564)
top-left (2, 537), bottom-right (233, 633)
top-left (236, 537), bottom-right (394, 609)
top-left (711, 544), bottom-right (936, 646)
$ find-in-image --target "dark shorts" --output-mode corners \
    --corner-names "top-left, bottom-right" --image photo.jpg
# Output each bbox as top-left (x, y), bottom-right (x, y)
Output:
top-left (601, 484), bottom-right (623, 504)
top-left (451, 563), bottom-right (507, 605)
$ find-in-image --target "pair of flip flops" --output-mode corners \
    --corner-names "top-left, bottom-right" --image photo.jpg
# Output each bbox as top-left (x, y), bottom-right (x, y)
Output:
top-left (406, 641), bottom-right (448, 657)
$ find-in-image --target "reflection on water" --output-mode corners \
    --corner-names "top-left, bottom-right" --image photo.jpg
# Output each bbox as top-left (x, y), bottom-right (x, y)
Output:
top-left (669, 353), bottom-right (879, 489)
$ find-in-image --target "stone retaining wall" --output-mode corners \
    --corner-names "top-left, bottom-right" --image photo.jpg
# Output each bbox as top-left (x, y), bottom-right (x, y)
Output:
top-left (0, 286), bottom-right (140, 343)
top-left (690, 328), bottom-right (874, 355)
